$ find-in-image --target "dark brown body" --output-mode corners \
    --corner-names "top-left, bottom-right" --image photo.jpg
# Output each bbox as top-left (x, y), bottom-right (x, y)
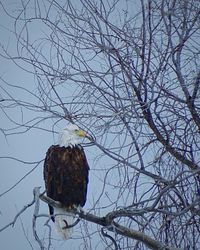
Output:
top-left (43, 145), bottom-right (89, 220)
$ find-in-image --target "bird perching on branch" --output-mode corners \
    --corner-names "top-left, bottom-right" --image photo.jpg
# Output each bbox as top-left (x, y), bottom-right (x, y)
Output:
top-left (43, 124), bottom-right (89, 239)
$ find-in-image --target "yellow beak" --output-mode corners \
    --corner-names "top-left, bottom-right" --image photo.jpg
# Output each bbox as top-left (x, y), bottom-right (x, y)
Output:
top-left (76, 130), bottom-right (86, 137)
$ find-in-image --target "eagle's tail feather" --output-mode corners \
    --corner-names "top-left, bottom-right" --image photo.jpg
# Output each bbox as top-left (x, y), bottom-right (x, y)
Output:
top-left (54, 207), bottom-right (75, 240)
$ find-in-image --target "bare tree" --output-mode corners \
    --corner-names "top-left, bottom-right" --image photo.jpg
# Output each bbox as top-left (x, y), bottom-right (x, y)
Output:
top-left (0, 0), bottom-right (200, 249)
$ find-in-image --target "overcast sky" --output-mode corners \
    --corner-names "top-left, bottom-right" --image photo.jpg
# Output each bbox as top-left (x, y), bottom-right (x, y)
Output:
top-left (0, 2), bottom-right (50, 249)
top-left (2, 0), bottom-right (200, 249)
top-left (0, 0), bottom-right (143, 249)
top-left (0, 1), bottom-right (99, 249)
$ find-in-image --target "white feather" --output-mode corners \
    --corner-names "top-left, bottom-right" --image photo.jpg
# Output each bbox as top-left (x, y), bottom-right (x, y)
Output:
top-left (54, 207), bottom-right (75, 240)
top-left (58, 124), bottom-right (81, 147)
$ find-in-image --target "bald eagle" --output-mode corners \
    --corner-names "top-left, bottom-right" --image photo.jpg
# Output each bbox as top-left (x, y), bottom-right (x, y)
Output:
top-left (43, 124), bottom-right (89, 239)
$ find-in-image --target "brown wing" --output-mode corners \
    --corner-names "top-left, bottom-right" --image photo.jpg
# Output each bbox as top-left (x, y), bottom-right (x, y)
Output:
top-left (43, 145), bottom-right (89, 210)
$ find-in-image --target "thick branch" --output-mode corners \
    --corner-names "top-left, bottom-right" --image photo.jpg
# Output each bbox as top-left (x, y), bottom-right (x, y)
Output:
top-left (40, 193), bottom-right (181, 250)
top-left (142, 105), bottom-right (199, 172)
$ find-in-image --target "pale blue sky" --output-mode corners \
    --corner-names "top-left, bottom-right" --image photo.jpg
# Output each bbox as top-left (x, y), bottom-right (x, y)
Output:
top-left (0, 1), bottom-right (142, 249)
top-left (0, 1), bottom-right (96, 249)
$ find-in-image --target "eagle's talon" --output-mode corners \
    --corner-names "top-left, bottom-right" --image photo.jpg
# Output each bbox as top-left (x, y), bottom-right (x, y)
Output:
top-left (62, 219), bottom-right (68, 229)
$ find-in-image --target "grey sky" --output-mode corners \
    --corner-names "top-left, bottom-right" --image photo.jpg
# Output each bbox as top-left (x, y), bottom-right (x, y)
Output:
top-left (0, 1), bottom-right (94, 249)
top-left (1, 0), bottom-right (200, 249)
top-left (0, 0), bottom-right (121, 248)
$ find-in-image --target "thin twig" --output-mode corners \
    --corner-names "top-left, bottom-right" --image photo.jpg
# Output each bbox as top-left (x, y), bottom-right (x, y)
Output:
top-left (0, 160), bottom-right (43, 198)
top-left (101, 227), bottom-right (118, 250)
top-left (0, 193), bottom-right (36, 232)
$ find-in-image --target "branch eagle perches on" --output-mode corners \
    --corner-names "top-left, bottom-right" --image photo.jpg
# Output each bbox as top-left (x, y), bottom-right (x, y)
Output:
top-left (39, 190), bottom-right (181, 250)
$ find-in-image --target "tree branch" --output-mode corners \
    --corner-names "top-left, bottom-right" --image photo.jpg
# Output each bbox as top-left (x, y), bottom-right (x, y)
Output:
top-left (0, 188), bottom-right (37, 232)
top-left (40, 192), bottom-right (182, 250)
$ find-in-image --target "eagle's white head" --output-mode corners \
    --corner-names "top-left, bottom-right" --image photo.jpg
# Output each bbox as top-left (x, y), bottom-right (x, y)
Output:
top-left (58, 123), bottom-right (86, 147)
